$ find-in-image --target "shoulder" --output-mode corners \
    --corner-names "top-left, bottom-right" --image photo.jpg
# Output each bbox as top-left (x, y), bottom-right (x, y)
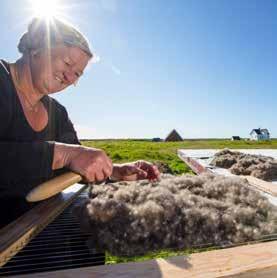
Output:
top-left (0, 60), bottom-right (15, 106)
top-left (0, 60), bottom-right (14, 127)
top-left (43, 96), bottom-right (66, 110)
top-left (0, 60), bottom-right (13, 93)
top-left (44, 96), bottom-right (79, 144)
top-left (0, 60), bottom-right (10, 77)
top-left (43, 96), bottom-right (69, 117)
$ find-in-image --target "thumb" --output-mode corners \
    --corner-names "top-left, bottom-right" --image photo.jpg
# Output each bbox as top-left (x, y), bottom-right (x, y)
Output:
top-left (122, 166), bottom-right (147, 181)
top-left (133, 167), bottom-right (148, 179)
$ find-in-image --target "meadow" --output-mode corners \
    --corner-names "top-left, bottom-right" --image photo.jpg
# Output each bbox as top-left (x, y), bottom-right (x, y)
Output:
top-left (82, 139), bottom-right (277, 175)
top-left (81, 139), bottom-right (277, 263)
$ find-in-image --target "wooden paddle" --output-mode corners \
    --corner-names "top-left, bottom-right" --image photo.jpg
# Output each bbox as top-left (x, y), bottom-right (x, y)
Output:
top-left (26, 172), bottom-right (82, 202)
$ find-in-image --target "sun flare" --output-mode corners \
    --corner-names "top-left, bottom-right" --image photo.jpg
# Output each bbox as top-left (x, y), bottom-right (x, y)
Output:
top-left (30, 0), bottom-right (63, 18)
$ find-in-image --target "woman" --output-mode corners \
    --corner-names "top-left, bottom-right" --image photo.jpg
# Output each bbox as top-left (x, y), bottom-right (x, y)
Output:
top-left (0, 17), bottom-right (160, 227)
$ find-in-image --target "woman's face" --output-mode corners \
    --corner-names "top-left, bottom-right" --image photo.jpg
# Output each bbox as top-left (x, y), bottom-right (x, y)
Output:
top-left (29, 44), bottom-right (90, 95)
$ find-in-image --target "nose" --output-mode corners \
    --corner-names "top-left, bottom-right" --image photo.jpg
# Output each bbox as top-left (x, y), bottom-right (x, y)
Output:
top-left (64, 70), bottom-right (77, 85)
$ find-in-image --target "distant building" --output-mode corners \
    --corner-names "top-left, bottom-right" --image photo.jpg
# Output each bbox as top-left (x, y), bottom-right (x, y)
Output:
top-left (165, 129), bottom-right (183, 142)
top-left (250, 128), bottom-right (270, 141)
top-left (152, 137), bottom-right (163, 142)
top-left (231, 136), bottom-right (241, 141)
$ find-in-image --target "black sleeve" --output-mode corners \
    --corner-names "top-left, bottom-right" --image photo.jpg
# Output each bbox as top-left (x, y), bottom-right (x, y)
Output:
top-left (0, 141), bottom-right (55, 183)
top-left (0, 66), bottom-right (55, 183)
top-left (55, 103), bottom-right (81, 145)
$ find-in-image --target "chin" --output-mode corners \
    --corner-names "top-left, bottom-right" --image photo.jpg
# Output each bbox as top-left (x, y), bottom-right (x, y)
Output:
top-left (46, 88), bottom-right (65, 95)
top-left (42, 82), bottom-right (66, 95)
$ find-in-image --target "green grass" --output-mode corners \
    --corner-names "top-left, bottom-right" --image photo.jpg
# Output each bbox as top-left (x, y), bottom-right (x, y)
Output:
top-left (81, 139), bottom-right (277, 175)
top-left (105, 246), bottom-right (217, 264)
top-left (80, 139), bottom-right (277, 263)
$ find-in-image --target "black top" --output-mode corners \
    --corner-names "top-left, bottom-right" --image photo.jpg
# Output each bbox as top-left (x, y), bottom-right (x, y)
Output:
top-left (0, 60), bottom-right (80, 226)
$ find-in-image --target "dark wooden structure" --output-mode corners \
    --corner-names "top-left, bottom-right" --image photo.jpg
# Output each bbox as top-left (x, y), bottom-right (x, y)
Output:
top-left (231, 136), bottom-right (241, 140)
top-left (151, 137), bottom-right (163, 142)
top-left (165, 129), bottom-right (183, 142)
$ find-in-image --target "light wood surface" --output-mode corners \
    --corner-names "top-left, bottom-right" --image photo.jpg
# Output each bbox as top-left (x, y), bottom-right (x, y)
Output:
top-left (0, 183), bottom-right (86, 267)
top-left (228, 266), bottom-right (277, 278)
top-left (26, 172), bottom-right (82, 202)
top-left (17, 241), bottom-right (277, 278)
top-left (177, 154), bottom-right (211, 175)
top-left (244, 175), bottom-right (277, 197)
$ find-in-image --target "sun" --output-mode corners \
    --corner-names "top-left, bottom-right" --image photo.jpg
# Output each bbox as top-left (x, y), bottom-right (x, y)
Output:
top-left (29, 0), bottom-right (63, 18)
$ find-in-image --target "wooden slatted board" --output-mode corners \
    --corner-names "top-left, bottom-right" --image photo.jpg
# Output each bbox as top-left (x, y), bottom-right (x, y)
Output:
top-left (0, 184), bottom-right (87, 267)
top-left (17, 240), bottom-right (277, 278)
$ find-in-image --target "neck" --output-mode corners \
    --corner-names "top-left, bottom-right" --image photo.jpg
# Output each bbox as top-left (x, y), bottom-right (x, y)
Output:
top-left (10, 57), bottom-right (43, 110)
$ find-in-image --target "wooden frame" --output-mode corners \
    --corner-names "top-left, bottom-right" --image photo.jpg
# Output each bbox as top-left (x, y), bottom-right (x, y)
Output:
top-left (178, 150), bottom-right (277, 197)
top-left (18, 240), bottom-right (277, 277)
top-left (0, 183), bottom-right (87, 267)
top-left (3, 152), bottom-right (277, 277)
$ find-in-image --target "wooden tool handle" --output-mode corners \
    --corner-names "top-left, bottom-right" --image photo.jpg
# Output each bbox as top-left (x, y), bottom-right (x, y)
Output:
top-left (26, 172), bottom-right (82, 202)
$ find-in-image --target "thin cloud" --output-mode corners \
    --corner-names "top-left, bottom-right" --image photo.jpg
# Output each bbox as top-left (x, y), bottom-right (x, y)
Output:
top-left (111, 64), bottom-right (121, 75)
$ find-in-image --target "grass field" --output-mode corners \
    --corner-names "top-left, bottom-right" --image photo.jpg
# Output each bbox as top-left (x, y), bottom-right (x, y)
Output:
top-left (81, 139), bottom-right (277, 263)
top-left (82, 139), bottom-right (277, 174)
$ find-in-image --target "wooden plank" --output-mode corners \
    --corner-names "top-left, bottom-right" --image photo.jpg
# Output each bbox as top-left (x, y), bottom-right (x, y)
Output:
top-left (177, 153), bottom-right (211, 175)
top-left (244, 176), bottom-right (277, 197)
top-left (18, 241), bottom-right (277, 278)
top-left (227, 266), bottom-right (277, 278)
top-left (0, 183), bottom-right (87, 267)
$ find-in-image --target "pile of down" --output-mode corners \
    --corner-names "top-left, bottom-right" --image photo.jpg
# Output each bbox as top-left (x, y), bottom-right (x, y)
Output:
top-left (211, 149), bottom-right (277, 181)
top-left (75, 173), bottom-right (277, 257)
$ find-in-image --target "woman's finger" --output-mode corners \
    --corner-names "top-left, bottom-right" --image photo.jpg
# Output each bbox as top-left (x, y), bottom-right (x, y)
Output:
top-left (152, 165), bottom-right (160, 178)
top-left (103, 167), bottom-right (112, 179)
top-left (142, 165), bottom-right (156, 179)
top-left (95, 171), bottom-right (104, 182)
top-left (122, 168), bottom-right (147, 181)
top-left (136, 168), bottom-right (148, 179)
top-left (84, 172), bottom-right (96, 183)
top-left (122, 174), bottom-right (138, 181)
top-left (103, 157), bottom-right (113, 172)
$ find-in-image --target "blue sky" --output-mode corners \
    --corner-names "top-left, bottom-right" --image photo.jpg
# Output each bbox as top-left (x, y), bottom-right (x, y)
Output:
top-left (1, 0), bottom-right (277, 139)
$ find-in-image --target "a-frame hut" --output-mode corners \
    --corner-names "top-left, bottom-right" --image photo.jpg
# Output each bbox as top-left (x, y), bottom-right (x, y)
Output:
top-left (165, 129), bottom-right (183, 142)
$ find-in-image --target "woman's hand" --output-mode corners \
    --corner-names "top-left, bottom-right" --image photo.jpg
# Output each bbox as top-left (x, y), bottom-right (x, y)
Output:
top-left (111, 160), bottom-right (160, 182)
top-left (53, 143), bottom-right (113, 183)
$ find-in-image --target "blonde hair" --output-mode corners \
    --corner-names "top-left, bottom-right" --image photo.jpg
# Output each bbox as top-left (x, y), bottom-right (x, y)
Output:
top-left (18, 17), bottom-right (93, 58)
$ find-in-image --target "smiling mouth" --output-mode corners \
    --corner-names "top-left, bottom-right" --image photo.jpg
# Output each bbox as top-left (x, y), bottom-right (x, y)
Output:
top-left (55, 75), bottom-right (65, 85)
